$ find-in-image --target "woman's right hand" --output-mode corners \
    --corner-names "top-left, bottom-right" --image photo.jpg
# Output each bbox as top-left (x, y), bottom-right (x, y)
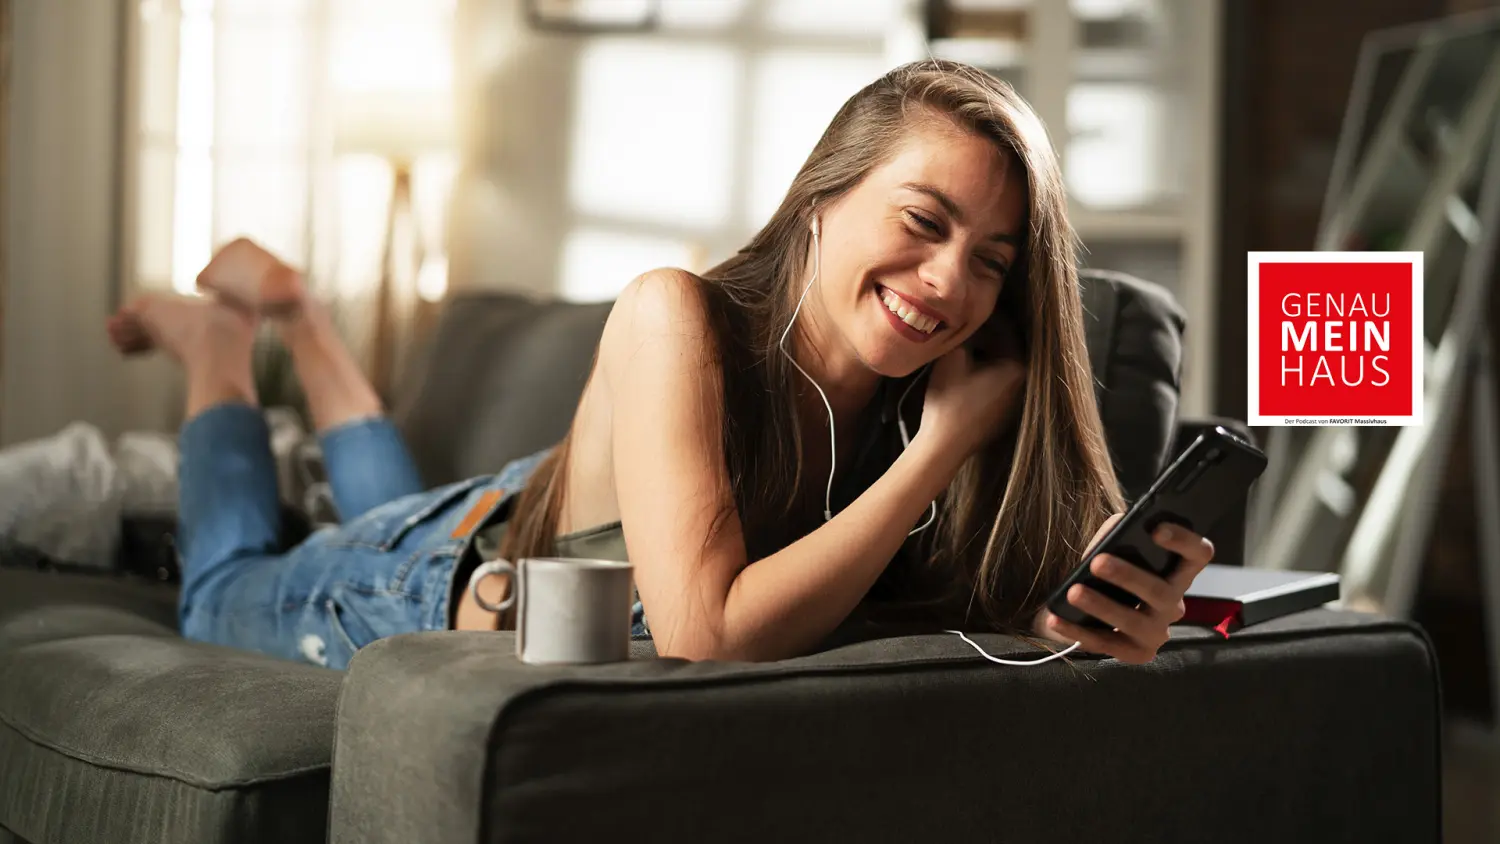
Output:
top-left (916, 343), bottom-right (1027, 464)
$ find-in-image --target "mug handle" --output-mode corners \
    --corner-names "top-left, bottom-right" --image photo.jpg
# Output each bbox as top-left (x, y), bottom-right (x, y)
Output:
top-left (469, 558), bottom-right (518, 613)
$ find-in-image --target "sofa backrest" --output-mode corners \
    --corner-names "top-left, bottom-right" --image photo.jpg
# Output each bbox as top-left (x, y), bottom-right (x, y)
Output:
top-left (393, 269), bottom-right (1185, 501)
top-left (1077, 269), bottom-right (1187, 500)
top-left (392, 296), bottom-right (612, 489)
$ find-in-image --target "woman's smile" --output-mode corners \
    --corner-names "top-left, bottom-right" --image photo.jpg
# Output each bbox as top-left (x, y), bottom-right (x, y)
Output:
top-left (874, 283), bottom-right (946, 344)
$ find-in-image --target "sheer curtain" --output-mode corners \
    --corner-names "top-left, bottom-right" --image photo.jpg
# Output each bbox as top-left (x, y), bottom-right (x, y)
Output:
top-left (126, 0), bottom-right (456, 409)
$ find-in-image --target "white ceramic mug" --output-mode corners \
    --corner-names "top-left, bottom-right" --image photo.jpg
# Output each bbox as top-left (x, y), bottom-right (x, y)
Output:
top-left (468, 557), bottom-right (634, 665)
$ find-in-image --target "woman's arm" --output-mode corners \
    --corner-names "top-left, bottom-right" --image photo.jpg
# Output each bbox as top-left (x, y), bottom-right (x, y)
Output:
top-left (602, 269), bottom-right (966, 662)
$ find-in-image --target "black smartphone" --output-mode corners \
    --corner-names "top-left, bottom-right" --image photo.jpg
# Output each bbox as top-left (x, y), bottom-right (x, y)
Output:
top-left (1045, 426), bottom-right (1268, 630)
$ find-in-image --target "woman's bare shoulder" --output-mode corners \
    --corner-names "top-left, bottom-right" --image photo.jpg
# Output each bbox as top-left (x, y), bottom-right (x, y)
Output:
top-left (600, 267), bottom-right (718, 376)
top-left (608, 267), bottom-right (710, 326)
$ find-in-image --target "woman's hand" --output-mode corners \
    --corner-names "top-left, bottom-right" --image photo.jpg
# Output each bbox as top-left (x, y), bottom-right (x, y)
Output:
top-left (916, 342), bottom-right (1026, 463)
top-left (1033, 514), bottom-right (1216, 664)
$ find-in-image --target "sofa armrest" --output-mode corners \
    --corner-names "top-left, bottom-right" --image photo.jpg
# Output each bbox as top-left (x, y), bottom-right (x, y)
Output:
top-left (1173, 416), bottom-right (1258, 567)
top-left (331, 611), bottom-right (1438, 844)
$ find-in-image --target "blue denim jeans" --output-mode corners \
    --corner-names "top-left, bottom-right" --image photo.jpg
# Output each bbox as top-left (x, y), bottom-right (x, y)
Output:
top-left (175, 403), bottom-right (644, 670)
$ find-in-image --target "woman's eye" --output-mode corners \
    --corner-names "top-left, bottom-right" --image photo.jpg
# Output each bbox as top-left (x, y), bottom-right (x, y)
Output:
top-left (980, 257), bottom-right (1009, 278)
top-left (905, 211), bottom-right (941, 234)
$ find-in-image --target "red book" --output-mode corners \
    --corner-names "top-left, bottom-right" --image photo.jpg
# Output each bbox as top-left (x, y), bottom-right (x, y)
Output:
top-left (1183, 565), bottom-right (1342, 638)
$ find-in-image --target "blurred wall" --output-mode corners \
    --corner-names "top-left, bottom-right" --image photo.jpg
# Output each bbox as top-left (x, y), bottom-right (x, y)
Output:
top-left (1, 0), bottom-right (126, 446)
top-left (448, 0), bottom-right (581, 297)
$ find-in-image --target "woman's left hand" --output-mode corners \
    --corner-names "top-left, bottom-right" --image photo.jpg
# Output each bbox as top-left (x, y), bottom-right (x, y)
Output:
top-left (1033, 514), bottom-right (1216, 664)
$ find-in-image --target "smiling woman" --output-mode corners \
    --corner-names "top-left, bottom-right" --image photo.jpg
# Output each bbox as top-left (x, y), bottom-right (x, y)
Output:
top-left (500, 59), bottom-right (1133, 660)
top-left (111, 58), bottom-right (1217, 670)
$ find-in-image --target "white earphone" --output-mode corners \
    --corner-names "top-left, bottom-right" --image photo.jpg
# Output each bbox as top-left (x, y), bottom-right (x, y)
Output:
top-left (779, 214), bottom-right (936, 535)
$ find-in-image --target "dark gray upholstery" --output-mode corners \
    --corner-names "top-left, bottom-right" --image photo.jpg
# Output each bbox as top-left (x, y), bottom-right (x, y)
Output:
top-left (0, 571), bottom-right (337, 844)
top-left (1077, 269), bottom-right (1188, 502)
top-left (0, 270), bottom-right (1439, 843)
top-left (331, 611), bottom-right (1439, 844)
top-left (392, 298), bottom-right (613, 486)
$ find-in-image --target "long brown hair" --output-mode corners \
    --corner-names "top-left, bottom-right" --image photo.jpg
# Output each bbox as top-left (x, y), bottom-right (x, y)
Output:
top-left (502, 59), bottom-right (1123, 632)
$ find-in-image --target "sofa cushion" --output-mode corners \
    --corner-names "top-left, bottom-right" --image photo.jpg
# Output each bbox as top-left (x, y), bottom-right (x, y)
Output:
top-left (0, 570), bottom-right (339, 844)
top-left (392, 295), bottom-right (612, 485)
top-left (0, 566), bottom-right (179, 649)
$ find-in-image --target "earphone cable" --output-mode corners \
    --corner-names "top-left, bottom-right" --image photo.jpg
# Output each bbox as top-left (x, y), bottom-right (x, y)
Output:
top-left (779, 243), bottom-right (839, 522)
top-left (944, 629), bottom-right (1082, 664)
top-left (780, 222), bottom-right (935, 536)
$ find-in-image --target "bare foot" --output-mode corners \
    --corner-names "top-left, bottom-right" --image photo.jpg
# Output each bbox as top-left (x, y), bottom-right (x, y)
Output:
top-left (196, 237), bottom-right (305, 317)
top-left (106, 293), bottom-right (255, 361)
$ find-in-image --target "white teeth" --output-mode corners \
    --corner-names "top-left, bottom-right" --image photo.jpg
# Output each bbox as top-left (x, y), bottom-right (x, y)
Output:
top-left (880, 288), bottom-right (937, 334)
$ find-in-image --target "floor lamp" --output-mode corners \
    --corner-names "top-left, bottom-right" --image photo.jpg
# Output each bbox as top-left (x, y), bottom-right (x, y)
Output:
top-left (334, 91), bottom-right (453, 400)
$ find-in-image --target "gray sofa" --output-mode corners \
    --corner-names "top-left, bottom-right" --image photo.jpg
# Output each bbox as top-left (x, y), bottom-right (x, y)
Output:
top-left (0, 271), bottom-right (1441, 843)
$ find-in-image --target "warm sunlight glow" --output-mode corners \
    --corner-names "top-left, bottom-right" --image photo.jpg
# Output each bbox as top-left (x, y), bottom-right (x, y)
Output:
top-left (333, 156), bottom-right (395, 301)
top-left (329, 19), bottom-right (451, 95)
top-left (560, 229), bottom-right (696, 302)
top-left (748, 51), bottom-right (883, 225)
top-left (416, 255), bottom-right (450, 303)
top-left (569, 41), bottom-right (737, 229)
top-left (171, 2), bottom-right (215, 294)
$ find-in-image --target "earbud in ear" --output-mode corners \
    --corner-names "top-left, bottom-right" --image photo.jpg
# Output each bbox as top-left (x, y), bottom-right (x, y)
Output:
top-left (811, 216), bottom-right (820, 238)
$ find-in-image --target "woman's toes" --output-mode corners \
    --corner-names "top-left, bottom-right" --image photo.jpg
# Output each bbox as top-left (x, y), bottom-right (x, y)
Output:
top-left (106, 311), bottom-right (154, 356)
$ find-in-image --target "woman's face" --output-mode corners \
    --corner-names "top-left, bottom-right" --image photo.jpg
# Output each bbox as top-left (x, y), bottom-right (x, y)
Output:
top-left (813, 121), bottom-right (1028, 378)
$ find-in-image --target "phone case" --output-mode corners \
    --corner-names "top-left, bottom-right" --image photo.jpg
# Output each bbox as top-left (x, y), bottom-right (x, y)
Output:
top-left (1046, 426), bottom-right (1268, 630)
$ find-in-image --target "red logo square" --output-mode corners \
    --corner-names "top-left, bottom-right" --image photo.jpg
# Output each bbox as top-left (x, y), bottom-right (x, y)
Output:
top-left (1249, 254), bottom-right (1422, 425)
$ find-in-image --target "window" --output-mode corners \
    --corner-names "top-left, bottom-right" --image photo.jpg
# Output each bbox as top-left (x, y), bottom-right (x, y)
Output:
top-left (128, 0), bottom-right (456, 302)
top-left (556, 0), bottom-right (898, 302)
top-left (569, 40), bottom-right (739, 229)
top-left (132, 0), bottom-right (317, 294)
top-left (748, 51), bottom-right (885, 224)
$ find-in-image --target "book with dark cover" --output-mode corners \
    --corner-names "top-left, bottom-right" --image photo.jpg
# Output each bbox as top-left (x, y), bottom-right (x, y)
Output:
top-left (1182, 564), bottom-right (1341, 637)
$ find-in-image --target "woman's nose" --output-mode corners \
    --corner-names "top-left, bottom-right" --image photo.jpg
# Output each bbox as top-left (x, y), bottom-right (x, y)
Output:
top-left (918, 243), bottom-right (966, 296)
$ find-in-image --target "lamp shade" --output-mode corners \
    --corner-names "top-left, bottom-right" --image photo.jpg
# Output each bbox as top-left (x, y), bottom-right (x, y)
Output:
top-left (328, 8), bottom-right (456, 159)
top-left (333, 90), bottom-right (455, 159)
